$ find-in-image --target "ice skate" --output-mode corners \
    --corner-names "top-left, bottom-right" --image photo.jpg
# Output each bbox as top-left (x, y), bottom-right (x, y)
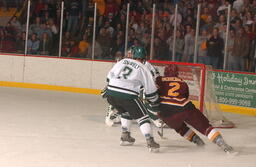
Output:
top-left (120, 132), bottom-right (135, 146)
top-left (146, 137), bottom-right (160, 153)
top-left (191, 134), bottom-right (205, 147)
top-left (214, 135), bottom-right (238, 155)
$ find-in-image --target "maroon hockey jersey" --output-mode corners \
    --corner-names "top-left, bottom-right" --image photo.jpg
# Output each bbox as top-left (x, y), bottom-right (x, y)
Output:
top-left (156, 76), bottom-right (190, 106)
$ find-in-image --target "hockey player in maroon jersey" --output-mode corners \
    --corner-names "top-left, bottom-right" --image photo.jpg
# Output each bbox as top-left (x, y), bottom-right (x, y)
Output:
top-left (155, 64), bottom-right (236, 154)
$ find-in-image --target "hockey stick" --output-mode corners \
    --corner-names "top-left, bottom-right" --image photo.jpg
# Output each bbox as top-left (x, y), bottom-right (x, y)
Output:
top-left (157, 122), bottom-right (167, 139)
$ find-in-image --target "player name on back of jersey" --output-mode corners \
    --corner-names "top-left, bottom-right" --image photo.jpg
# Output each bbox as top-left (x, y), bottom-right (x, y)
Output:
top-left (123, 59), bottom-right (140, 69)
top-left (162, 77), bottom-right (182, 82)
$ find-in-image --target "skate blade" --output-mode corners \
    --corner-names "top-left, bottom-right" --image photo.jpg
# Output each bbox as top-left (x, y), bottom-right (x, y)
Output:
top-left (226, 150), bottom-right (239, 156)
top-left (196, 143), bottom-right (205, 147)
top-left (105, 119), bottom-right (114, 127)
top-left (120, 141), bottom-right (134, 146)
top-left (148, 148), bottom-right (159, 153)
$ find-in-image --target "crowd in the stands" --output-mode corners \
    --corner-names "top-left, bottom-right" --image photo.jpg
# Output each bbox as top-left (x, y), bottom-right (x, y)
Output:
top-left (0, 0), bottom-right (255, 72)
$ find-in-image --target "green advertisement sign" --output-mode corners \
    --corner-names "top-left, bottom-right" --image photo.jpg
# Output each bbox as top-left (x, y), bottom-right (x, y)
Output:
top-left (211, 71), bottom-right (256, 108)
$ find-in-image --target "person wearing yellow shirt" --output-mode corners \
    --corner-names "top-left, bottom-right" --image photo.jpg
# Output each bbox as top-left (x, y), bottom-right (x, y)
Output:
top-left (78, 34), bottom-right (89, 58)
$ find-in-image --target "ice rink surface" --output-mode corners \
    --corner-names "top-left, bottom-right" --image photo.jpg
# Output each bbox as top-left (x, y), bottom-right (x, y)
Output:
top-left (0, 87), bottom-right (255, 167)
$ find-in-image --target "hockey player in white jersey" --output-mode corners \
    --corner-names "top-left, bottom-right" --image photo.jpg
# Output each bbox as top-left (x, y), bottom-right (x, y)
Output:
top-left (105, 48), bottom-right (164, 128)
top-left (103, 46), bottom-right (160, 152)
top-left (104, 49), bottom-right (134, 127)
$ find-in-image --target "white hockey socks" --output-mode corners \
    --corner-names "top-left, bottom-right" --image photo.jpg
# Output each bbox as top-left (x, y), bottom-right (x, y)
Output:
top-left (139, 122), bottom-right (153, 139)
top-left (121, 117), bottom-right (132, 132)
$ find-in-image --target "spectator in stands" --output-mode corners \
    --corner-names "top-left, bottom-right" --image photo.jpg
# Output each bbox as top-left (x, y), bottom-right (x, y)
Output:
top-left (114, 51), bottom-right (123, 61)
top-left (202, 15), bottom-right (216, 32)
top-left (39, 32), bottom-right (52, 55)
top-left (227, 29), bottom-right (236, 70)
top-left (215, 14), bottom-right (227, 39)
top-left (68, 40), bottom-right (79, 57)
top-left (233, 0), bottom-right (244, 13)
top-left (169, 7), bottom-right (182, 27)
top-left (34, 0), bottom-right (45, 17)
top-left (232, 18), bottom-right (243, 32)
top-left (27, 33), bottom-right (40, 55)
top-left (16, 32), bottom-right (26, 54)
top-left (0, 29), bottom-right (6, 52)
top-left (10, 16), bottom-right (22, 35)
top-left (231, 27), bottom-right (250, 71)
top-left (201, 7), bottom-right (210, 25)
top-left (30, 17), bottom-right (42, 35)
top-left (0, 27), bottom-right (16, 53)
top-left (141, 32), bottom-right (151, 50)
top-left (38, 23), bottom-right (52, 39)
top-left (166, 29), bottom-right (184, 62)
top-left (252, 0), bottom-right (256, 15)
top-left (104, 20), bottom-right (115, 38)
top-left (1, 0), bottom-right (9, 11)
top-left (230, 9), bottom-right (240, 24)
top-left (87, 40), bottom-right (103, 59)
top-left (244, 24), bottom-right (256, 71)
top-left (47, 18), bottom-right (58, 55)
top-left (40, 3), bottom-right (51, 18)
top-left (208, 2), bottom-right (218, 20)
top-left (104, 0), bottom-right (119, 17)
top-left (78, 34), bottom-right (89, 58)
top-left (183, 26), bottom-right (195, 62)
top-left (206, 27), bottom-right (224, 69)
top-left (111, 37), bottom-right (124, 58)
top-left (243, 11), bottom-right (254, 26)
top-left (217, 0), bottom-right (229, 16)
top-left (153, 37), bottom-right (169, 60)
top-left (97, 27), bottom-right (112, 59)
top-left (136, 1), bottom-right (146, 15)
top-left (61, 31), bottom-right (73, 52)
top-left (135, 22), bottom-right (148, 40)
top-left (67, 0), bottom-right (81, 35)
top-left (47, 0), bottom-right (58, 19)
top-left (197, 29), bottom-right (209, 64)
top-left (41, 11), bottom-right (52, 24)
top-left (5, 22), bottom-right (15, 37)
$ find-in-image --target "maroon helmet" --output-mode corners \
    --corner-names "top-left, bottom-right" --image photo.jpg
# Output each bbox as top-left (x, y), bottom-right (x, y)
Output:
top-left (164, 64), bottom-right (178, 77)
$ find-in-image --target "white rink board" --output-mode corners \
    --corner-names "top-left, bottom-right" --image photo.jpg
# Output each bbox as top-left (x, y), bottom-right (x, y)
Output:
top-left (91, 61), bottom-right (114, 89)
top-left (0, 55), bottom-right (114, 89)
top-left (0, 55), bottom-right (24, 82)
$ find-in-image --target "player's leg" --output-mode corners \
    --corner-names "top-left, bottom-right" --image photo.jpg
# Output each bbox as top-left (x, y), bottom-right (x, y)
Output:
top-left (107, 96), bottom-right (159, 152)
top-left (158, 108), bottom-right (205, 147)
top-left (185, 105), bottom-right (236, 154)
top-left (130, 98), bottom-right (160, 152)
top-left (106, 96), bottom-right (135, 145)
top-left (175, 123), bottom-right (205, 147)
top-left (120, 112), bottom-right (135, 146)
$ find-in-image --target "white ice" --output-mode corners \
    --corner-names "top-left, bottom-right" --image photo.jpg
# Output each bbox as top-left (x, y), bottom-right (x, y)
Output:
top-left (0, 87), bottom-right (255, 167)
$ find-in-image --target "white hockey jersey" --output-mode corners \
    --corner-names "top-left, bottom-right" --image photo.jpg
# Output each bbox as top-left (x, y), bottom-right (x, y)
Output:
top-left (106, 58), bottom-right (158, 102)
top-left (144, 61), bottom-right (160, 80)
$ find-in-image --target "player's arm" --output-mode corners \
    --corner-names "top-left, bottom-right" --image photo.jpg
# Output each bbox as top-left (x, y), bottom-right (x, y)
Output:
top-left (140, 67), bottom-right (159, 109)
